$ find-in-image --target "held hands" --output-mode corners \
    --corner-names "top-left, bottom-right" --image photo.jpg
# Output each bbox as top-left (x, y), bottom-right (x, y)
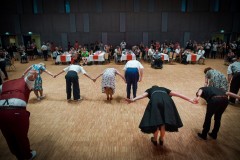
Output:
top-left (190, 98), bottom-right (199, 104)
top-left (92, 78), bottom-right (96, 82)
top-left (125, 98), bottom-right (134, 104)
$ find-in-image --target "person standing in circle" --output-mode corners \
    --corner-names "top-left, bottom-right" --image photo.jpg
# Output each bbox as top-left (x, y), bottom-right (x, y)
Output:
top-left (0, 70), bottom-right (38, 160)
top-left (126, 85), bottom-right (196, 146)
top-left (94, 68), bottom-right (125, 100)
top-left (123, 60), bottom-right (144, 99)
top-left (54, 60), bottom-right (94, 101)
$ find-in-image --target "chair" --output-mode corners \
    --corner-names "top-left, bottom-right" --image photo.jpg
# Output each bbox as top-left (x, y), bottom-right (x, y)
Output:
top-left (5, 58), bottom-right (16, 71)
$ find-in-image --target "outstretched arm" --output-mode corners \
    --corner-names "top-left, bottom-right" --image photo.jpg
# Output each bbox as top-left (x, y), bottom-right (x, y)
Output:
top-left (116, 70), bottom-right (126, 82)
top-left (44, 69), bottom-right (54, 77)
top-left (22, 66), bottom-right (32, 77)
top-left (139, 69), bottom-right (143, 82)
top-left (204, 77), bottom-right (208, 87)
top-left (226, 92), bottom-right (240, 99)
top-left (227, 74), bottom-right (232, 83)
top-left (94, 73), bottom-right (103, 82)
top-left (170, 91), bottom-right (198, 104)
top-left (125, 92), bottom-right (148, 103)
top-left (83, 73), bottom-right (94, 81)
top-left (54, 70), bottom-right (65, 78)
top-left (192, 89), bottom-right (203, 104)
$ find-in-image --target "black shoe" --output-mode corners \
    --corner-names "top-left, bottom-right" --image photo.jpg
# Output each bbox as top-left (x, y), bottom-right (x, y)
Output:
top-left (208, 133), bottom-right (217, 139)
top-left (197, 133), bottom-right (207, 140)
top-left (228, 101), bottom-right (235, 105)
top-left (159, 137), bottom-right (164, 146)
top-left (151, 137), bottom-right (157, 146)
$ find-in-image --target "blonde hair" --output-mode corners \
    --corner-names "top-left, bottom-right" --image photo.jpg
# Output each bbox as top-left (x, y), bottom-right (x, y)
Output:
top-left (39, 62), bottom-right (46, 68)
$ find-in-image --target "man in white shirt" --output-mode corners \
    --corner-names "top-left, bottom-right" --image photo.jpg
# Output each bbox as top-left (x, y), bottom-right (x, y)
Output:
top-left (41, 42), bottom-right (48, 61)
top-left (54, 60), bottom-right (94, 101)
top-left (120, 40), bottom-right (127, 50)
top-left (123, 60), bottom-right (144, 98)
top-left (204, 41), bottom-right (211, 58)
top-left (52, 47), bottom-right (61, 64)
top-left (197, 46), bottom-right (205, 64)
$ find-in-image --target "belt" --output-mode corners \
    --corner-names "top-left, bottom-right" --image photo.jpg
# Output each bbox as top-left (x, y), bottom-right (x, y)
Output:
top-left (212, 96), bottom-right (228, 98)
top-left (0, 106), bottom-right (26, 110)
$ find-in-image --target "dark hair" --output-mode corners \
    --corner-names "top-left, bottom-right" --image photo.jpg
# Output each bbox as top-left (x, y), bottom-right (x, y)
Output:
top-left (204, 67), bottom-right (212, 74)
top-left (73, 59), bottom-right (79, 64)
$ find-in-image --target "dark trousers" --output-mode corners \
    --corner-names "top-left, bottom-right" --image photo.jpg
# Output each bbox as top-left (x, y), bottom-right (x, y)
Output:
top-left (0, 109), bottom-right (32, 160)
top-left (43, 50), bottom-right (48, 61)
top-left (205, 49), bottom-right (210, 58)
top-left (65, 71), bottom-right (80, 100)
top-left (229, 72), bottom-right (240, 103)
top-left (125, 68), bottom-right (139, 99)
top-left (201, 97), bottom-right (228, 138)
top-left (0, 61), bottom-right (8, 79)
top-left (211, 51), bottom-right (217, 59)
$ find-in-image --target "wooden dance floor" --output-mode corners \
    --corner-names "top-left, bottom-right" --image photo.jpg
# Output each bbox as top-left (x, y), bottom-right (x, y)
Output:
top-left (0, 59), bottom-right (240, 160)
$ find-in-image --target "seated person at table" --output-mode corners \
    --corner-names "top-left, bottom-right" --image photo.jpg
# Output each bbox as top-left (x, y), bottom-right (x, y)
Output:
top-left (133, 46), bottom-right (141, 61)
top-left (151, 50), bottom-right (163, 69)
top-left (197, 46), bottom-right (205, 65)
top-left (168, 43), bottom-right (175, 64)
top-left (81, 47), bottom-right (89, 65)
top-left (181, 49), bottom-right (190, 65)
top-left (21, 51), bottom-right (28, 63)
top-left (114, 46), bottom-right (122, 63)
top-left (52, 47), bottom-right (61, 64)
top-left (148, 45), bottom-right (155, 62)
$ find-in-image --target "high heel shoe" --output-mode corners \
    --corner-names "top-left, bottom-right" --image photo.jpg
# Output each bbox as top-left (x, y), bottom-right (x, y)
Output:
top-left (150, 137), bottom-right (157, 146)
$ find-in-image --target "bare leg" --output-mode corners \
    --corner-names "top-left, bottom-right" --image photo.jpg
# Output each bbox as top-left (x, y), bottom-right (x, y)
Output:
top-left (105, 88), bottom-right (109, 100)
top-left (34, 90), bottom-right (40, 100)
top-left (39, 90), bottom-right (43, 97)
top-left (109, 88), bottom-right (113, 100)
top-left (34, 90), bottom-right (39, 98)
top-left (159, 125), bottom-right (165, 145)
top-left (150, 128), bottom-right (159, 146)
top-left (153, 129), bottom-right (159, 141)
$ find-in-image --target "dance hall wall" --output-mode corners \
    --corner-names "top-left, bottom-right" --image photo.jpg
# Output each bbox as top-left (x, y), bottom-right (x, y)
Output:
top-left (0, 0), bottom-right (239, 48)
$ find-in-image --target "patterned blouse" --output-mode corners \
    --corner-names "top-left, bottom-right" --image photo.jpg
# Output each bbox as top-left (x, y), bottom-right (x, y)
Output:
top-left (205, 69), bottom-right (228, 92)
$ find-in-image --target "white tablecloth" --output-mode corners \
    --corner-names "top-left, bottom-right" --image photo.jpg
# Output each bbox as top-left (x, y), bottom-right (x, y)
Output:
top-left (160, 53), bottom-right (169, 61)
top-left (121, 53), bottom-right (136, 61)
top-left (56, 55), bottom-right (72, 63)
top-left (186, 54), bottom-right (201, 62)
top-left (88, 51), bottom-right (106, 62)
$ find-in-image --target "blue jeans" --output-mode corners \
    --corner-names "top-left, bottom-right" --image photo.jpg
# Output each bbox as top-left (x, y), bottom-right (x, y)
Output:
top-left (125, 68), bottom-right (139, 99)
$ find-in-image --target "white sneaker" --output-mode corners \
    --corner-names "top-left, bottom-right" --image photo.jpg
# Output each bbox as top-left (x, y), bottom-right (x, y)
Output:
top-left (29, 150), bottom-right (37, 160)
top-left (40, 95), bottom-right (46, 99)
top-left (37, 97), bottom-right (41, 101)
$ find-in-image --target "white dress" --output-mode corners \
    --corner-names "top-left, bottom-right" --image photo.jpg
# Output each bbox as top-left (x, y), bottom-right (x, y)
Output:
top-left (101, 68), bottom-right (117, 94)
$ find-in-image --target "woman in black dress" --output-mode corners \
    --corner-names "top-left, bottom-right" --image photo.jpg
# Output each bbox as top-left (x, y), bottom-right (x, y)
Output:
top-left (126, 85), bottom-right (196, 146)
